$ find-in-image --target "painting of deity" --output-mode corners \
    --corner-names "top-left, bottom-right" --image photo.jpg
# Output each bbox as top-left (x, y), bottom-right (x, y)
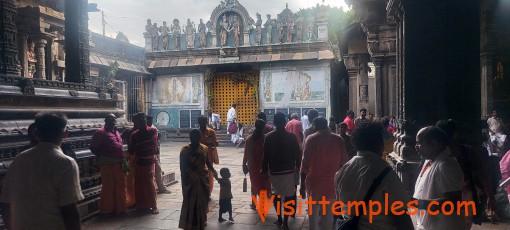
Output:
top-left (153, 74), bottom-right (202, 105)
top-left (192, 77), bottom-right (201, 103)
top-left (264, 73), bottom-right (272, 102)
top-left (263, 69), bottom-right (326, 103)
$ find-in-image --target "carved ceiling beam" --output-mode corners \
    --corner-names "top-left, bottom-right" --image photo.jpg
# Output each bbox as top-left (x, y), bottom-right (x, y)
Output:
top-left (366, 24), bottom-right (396, 56)
top-left (347, 0), bottom-right (396, 58)
top-left (387, 0), bottom-right (404, 24)
top-left (16, 6), bottom-right (64, 38)
top-left (343, 54), bottom-right (370, 74)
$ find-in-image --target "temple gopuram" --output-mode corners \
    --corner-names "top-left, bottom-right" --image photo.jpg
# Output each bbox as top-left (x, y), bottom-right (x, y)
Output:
top-left (144, 0), bottom-right (346, 129)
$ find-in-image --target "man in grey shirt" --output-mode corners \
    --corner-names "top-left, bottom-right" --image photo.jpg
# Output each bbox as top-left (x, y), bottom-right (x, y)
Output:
top-left (1, 113), bottom-right (84, 229)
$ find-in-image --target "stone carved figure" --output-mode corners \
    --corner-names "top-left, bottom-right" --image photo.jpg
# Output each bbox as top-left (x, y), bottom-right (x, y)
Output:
top-left (160, 21), bottom-right (171, 50)
top-left (264, 14), bottom-right (273, 44)
top-left (295, 18), bottom-right (303, 42)
top-left (286, 17), bottom-right (294, 43)
top-left (184, 19), bottom-right (196, 48)
top-left (198, 19), bottom-right (207, 48)
top-left (151, 23), bottom-right (160, 50)
top-left (255, 13), bottom-right (262, 45)
top-left (307, 17), bottom-right (315, 41)
top-left (220, 14), bottom-right (232, 47)
top-left (144, 19), bottom-right (155, 50)
top-left (171, 19), bottom-right (181, 50)
top-left (233, 15), bottom-right (241, 47)
top-left (276, 15), bottom-right (284, 43)
top-left (144, 19), bottom-right (152, 35)
top-left (27, 42), bottom-right (36, 78)
top-left (206, 20), bottom-right (214, 33)
top-left (359, 85), bottom-right (368, 103)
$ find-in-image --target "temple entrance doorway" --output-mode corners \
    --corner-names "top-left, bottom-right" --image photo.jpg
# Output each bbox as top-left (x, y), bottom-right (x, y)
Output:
top-left (210, 73), bottom-right (258, 126)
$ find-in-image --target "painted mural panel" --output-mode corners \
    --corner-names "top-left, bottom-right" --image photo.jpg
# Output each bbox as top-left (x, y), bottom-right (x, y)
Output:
top-left (153, 74), bottom-right (203, 105)
top-left (262, 69), bottom-right (326, 103)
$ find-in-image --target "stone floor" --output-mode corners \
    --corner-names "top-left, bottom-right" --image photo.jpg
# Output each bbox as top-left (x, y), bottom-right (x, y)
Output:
top-left (83, 140), bottom-right (510, 230)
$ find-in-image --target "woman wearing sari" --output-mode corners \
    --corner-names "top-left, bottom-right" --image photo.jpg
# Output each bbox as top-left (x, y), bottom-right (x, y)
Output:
top-left (121, 128), bottom-right (136, 208)
top-left (179, 129), bottom-right (218, 230)
top-left (242, 119), bottom-right (271, 209)
top-left (198, 116), bottom-right (219, 195)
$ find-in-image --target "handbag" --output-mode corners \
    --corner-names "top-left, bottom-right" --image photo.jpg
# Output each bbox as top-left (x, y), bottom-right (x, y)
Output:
top-left (228, 122), bottom-right (238, 134)
top-left (336, 167), bottom-right (392, 230)
top-left (243, 174), bottom-right (248, 192)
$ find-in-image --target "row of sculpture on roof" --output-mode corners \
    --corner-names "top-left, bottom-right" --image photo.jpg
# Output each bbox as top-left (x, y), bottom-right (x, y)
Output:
top-left (144, 1), bottom-right (329, 51)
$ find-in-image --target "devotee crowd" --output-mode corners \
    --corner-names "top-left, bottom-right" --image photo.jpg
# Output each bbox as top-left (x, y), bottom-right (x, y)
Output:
top-left (2, 108), bottom-right (510, 230)
top-left (182, 107), bottom-right (509, 230)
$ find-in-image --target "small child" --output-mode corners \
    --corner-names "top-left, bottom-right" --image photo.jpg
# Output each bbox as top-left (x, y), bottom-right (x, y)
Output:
top-left (215, 168), bottom-right (234, 222)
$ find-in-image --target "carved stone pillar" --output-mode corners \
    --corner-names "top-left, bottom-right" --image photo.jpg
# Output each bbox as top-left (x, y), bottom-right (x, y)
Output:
top-left (385, 0), bottom-right (481, 192)
top-left (18, 33), bottom-right (28, 77)
top-left (357, 54), bottom-right (370, 112)
top-left (480, 0), bottom-right (496, 119)
top-left (373, 58), bottom-right (383, 117)
top-left (365, 22), bottom-right (397, 117)
top-left (33, 38), bottom-right (47, 79)
top-left (349, 72), bottom-right (358, 112)
top-left (387, 0), bottom-right (419, 192)
top-left (65, 0), bottom-right (91, 84)
top-left (46, 38), bottom-right (56, 80)
top-left (0, 0), bottom-right (20, 75)
top-left (344, 54), bottom-right (362, 113)
top-left (481, 52), bottom-right (494, 119)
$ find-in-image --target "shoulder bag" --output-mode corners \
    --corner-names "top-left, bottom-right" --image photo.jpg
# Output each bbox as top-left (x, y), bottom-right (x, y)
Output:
top-left (336, 166), bottom-right (392, 230)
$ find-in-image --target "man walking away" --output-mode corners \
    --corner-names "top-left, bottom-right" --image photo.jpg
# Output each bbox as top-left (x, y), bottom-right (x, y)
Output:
top-left (301, 117), bottom-right (348, 229)
top-left (257, 112), bottom-right (274, 134)
top-left (304, 109), bottom-right (319, 140)
top-left (285, 113), bottom-right (304, 148)
top-left (338, 122), bottom-right (357, 159)
top-left (301, 110), bottom-right (309, 132)
top-left (1, 113), bottom-right (84, 229)
top-left (262, 112), bottom-right (301, 230)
